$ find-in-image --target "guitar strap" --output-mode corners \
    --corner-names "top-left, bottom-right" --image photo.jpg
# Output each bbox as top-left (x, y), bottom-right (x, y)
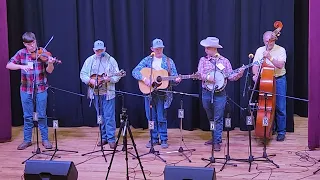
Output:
top-left (164, 57), bottom-right (173, 109)
top-left (166, 56), bottom-right (171, 76)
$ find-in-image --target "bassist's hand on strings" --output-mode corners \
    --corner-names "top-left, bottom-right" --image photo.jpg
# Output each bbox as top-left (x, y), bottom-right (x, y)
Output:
top-left (253, 74), bottom-right (258, 82)
top-left (263, 51), bottom-right (272, 60)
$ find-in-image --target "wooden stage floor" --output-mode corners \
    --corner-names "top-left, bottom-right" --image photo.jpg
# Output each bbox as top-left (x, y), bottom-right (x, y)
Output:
top-left (0, 116), bottom-right (319, 180)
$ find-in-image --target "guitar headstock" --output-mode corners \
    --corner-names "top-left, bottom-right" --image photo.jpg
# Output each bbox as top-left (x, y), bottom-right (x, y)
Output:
top-left (115, 69), bottom-right (126, 77)
top-left (190, 72), bottom-right (201, 80)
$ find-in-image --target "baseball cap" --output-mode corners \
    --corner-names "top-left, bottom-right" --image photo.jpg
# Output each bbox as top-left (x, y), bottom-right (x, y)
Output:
top-left (152, 38), bottom-right (165, 48)
top-left (93, 40), bottom-right (105, 50)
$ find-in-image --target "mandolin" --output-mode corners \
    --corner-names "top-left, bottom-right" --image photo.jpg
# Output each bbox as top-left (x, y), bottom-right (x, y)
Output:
top-left (89, 69), bottom-right (126, 89)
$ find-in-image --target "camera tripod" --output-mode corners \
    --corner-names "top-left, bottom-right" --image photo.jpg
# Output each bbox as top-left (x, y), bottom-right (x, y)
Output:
top-left (105, 107), bottom-right (146, 180)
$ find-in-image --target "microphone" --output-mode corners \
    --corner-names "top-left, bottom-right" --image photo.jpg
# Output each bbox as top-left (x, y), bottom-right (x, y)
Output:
top-left (248, 53), bottom-right (254, 59)
top-left (150, 52), bottom-right (155, 57)
top-left (214, 53), bottom-right (220, 58)
top-left (101, 52), bottom-right (106, 57)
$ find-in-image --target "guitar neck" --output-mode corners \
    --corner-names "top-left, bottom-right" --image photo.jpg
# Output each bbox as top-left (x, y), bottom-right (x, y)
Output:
top-left (161, 75), bottom-right (194, 81)
top-left (226, 61), bottom-right (257, 77)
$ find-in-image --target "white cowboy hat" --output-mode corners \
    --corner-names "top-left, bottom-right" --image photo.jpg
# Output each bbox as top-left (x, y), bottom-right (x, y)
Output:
top-left (200, 37), bottom-right (223, 48)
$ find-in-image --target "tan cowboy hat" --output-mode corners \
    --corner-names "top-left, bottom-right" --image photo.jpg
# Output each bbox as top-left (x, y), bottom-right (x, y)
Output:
top-left (200, 37), bottom-right (223, 48)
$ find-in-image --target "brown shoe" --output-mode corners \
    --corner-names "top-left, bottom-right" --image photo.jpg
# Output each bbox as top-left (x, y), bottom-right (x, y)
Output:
top-left (42, 140), bottom-right (53, 149)
top-left (17, 141), bottom-right (32, 150)
top-left (109, 142), bottom-right (116, 149)
top-left (204, 139), bottom-right (213, 146)
top-left (97, 139), bottom-right (108, 146)
top-left (214, 143), bottom-right (221, 151)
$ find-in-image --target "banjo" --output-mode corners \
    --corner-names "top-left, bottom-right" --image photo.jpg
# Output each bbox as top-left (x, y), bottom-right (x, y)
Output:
top-left (205, 58), bottom-right (264, 92)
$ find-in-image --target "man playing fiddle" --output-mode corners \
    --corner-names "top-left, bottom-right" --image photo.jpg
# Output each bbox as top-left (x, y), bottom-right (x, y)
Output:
top-left (252, 31), bottom-right (287, 141)
top-left (6, 32), bottom-right (55, 150)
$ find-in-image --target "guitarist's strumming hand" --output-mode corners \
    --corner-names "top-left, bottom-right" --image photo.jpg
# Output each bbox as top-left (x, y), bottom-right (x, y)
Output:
top-left (142, 77), bottom-right (151, 87)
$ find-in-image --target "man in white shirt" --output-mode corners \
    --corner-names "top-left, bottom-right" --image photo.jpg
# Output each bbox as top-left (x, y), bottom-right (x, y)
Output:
top-left (252, 31), bottom-right (287, 141)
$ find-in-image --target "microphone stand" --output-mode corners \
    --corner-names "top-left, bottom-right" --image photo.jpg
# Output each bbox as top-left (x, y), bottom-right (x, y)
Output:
top-left (136, 55), bottom-right (166, 163)
top-left (218, 95), bottom-right (250, 171)
top-left (158, 89), bottom-right (197, 162)
top-left (42, 85), bottom-right (84, 160)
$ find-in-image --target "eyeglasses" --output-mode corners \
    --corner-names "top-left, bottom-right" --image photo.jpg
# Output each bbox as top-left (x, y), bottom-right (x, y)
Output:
top-left (24, 40), bottom-right (36, 46)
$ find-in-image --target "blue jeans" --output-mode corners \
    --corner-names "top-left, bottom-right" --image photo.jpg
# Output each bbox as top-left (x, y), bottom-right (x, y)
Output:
top-left (94, 95), bottom-right (116, 143)
top-left (202, 89), bottom-right (226, 144)
top-left (275, 75), bottom-right (287, 135)
top-left (144, 93), bottom-right (167, 142)
top-left (20, 90), bottom-right (49, 142)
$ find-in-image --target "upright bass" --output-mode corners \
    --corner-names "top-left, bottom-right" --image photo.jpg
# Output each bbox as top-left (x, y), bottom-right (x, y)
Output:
top-left (254, 21), bottom-right (283, 139)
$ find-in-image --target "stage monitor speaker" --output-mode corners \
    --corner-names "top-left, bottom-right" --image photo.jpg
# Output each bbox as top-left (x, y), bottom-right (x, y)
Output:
top-left (164, 165), bottom-right (216, 180)
top-left (24, 160), bottom-right (78, 180)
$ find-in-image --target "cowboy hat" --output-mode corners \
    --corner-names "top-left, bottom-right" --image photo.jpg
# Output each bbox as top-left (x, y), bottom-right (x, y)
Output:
top-left (200, 37), bottom-right (223, 48)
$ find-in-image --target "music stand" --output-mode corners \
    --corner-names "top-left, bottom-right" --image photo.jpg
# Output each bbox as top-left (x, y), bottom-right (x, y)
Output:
top-left (158, 90), bottom-right (197, 163)
top-left (43, 85), bottom-right (83, 160)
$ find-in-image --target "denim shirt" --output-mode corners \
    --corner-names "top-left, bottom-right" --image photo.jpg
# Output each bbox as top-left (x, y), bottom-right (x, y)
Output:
top-left (132, 54), bottom-right (179, 108)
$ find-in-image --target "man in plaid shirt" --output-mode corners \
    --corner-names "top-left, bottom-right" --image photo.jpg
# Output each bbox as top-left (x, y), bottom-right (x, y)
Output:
top-left (197, 37), bottom-right (245, 151)
top-left (6, 32), bottom-right (55, 150)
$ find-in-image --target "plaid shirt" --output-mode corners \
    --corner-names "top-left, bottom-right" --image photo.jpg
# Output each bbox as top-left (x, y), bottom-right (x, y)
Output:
top-left (9, 48), bottom-right (48, 94)
top-left (197, 55), bottom-right (240, 88)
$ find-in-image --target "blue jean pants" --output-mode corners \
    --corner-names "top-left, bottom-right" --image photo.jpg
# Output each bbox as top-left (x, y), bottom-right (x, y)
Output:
top-left (144, 93), bottom-right (167, 142)
top-left (94, 95), bottom-right (116, 143)
top-left (202, 89), bottom-right (227, 144)
top-left (20, 90), bottom-right (49, 142)
top-left (275, 75), bottom-right (287, 135)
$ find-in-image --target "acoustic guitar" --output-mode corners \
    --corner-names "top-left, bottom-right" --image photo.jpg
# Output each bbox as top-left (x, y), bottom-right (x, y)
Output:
top-left (138, 67), bottom-right (199, 94)
top-left (89, 69), bottom-right (126, 88)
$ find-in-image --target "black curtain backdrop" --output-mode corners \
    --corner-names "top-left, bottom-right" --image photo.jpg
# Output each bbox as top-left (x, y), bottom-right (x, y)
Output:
top-left (6, 0), bottom-right (308, 133)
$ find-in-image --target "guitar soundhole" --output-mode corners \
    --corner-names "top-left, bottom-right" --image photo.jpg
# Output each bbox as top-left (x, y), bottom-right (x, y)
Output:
top-left (152, 81), bottom-right (162, 88)
top-left (156, 76), bottom-right (162, 83)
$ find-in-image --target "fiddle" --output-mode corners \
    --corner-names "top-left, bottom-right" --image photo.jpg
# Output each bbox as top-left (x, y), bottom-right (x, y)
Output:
top-left (31, 47), bottom-right (62, 64)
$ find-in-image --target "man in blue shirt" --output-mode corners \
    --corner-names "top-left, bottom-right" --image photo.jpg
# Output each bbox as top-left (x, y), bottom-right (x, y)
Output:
top-left (132, 38), bottom-right (181, 149)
